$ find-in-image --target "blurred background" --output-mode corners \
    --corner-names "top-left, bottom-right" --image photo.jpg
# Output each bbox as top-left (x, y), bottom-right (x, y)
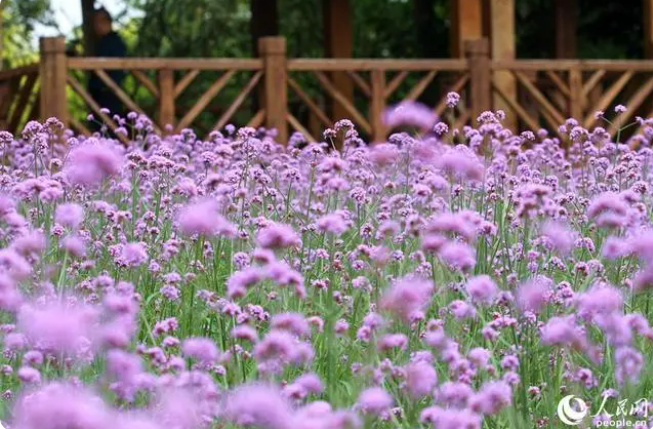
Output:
top-left (1, 0), bottom-right (651, 142)
top-left (0, 0), bottom-right (647, 68)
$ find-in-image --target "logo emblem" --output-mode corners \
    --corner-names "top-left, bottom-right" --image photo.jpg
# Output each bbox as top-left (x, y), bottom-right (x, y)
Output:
top-left (558, 395), bottom-right (588, 426)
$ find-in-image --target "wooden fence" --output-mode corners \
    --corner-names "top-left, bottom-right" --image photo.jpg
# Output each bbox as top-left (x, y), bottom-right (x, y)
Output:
top-left (2, 36), bottom-right (653, 142)
top-left (0, 64), bottom-right (40, 135)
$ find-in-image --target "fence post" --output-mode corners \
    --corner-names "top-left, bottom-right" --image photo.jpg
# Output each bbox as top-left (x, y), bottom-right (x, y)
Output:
top-left (370, 70), bottom-right (386, 142)
top-left (465, 38), bottom-right (491, 124)
top-left (39, 37), bottom-right (68, 125)
top-left (159, 69), bottom-right (175, 131)
top-left (259, 37), bottom-right (288, 143)
top-left (569, 66), bottom-right (582, 120)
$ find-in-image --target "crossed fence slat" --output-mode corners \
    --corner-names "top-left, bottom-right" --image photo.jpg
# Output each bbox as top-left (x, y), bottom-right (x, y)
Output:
top-left (94, 69), bottom-right (162, 134)
top-left (607, 75), bottom-right (653, 136)
top-left (131, 70), bottom-right (159, 98)
top-left (434, 74), bottom-right (469, 117)
top-left (287, 113), bottom-right (317, 143)
top-left (582, 70), bottom-right (605, 98)
top-left (174, 70), bottom-right (200, 99)
top-left (287, 77), bottom-right (332, 128)
top-left (492, 78), bottom-right (540, 132)
top-left (385, 71), bottom-right (409, 99)
top-left (584, 71), bottom-right (634, 129)
top-left (544, 71), bottom-right (570, 97)
top-left (66, 74), bottom-right (122, 134)
top-left (212, 71), bottom-right (263, 133)
top-left (8, 73), bottom-right (39, 133)
top-left (514, 70), bottom-right (566, 127)
top-left (176, 70), bottom-right (236, 132)
top-left (0, 65), bottom-right (41, 135)
top-left (346, 71), bottom-right (371, 96)
top-left (248, 109), bottom-right (265, 129)
top-left (313, 70), bottom-right (372, 134)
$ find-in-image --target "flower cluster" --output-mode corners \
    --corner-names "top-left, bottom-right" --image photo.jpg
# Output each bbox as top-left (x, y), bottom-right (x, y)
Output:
top-left (0, 101), bottom-right (652, 429)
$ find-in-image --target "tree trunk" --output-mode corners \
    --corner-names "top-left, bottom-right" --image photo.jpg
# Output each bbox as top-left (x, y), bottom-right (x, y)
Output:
top-left (81, 0), bottom-right (96, 56)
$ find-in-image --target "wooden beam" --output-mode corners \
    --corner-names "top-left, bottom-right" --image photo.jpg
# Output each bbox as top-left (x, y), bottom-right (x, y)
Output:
top-left (488, 0), bottom-right (516, 129)
top-left (645, 0), bottom-right (653, 58)
top-left (370, 70), bottom-right (386, 141)
top-left (554, 0), bottom-right (578, 59)
top-left (39, 37), bottom-right (68, 125)
top-left (260, 37), bottom-right (288, 143)
top-left (159, 69), bottom-right (175, 130)
top-left (569, 67), bottom-right (582, 124)
top-left (323, 0), bottom-right (353, 123)
top-left (67, 58), bottom-right (263, 70)
top-left (251, 0), bottom-right (279, 57)
top-left (450, 0), bottom-right (483, 58)
top-left (288, 58), bottom-right (466, 71)
top-left (466, 39), bottom-right (491, 122)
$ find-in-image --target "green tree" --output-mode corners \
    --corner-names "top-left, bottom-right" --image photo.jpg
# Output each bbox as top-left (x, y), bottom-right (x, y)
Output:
top-left (1, 0), bottom-right (55, 68)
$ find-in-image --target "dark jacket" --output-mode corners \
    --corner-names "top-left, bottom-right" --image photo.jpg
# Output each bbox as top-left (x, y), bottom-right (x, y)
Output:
top-left (88, 31), bottom-right (127, 113)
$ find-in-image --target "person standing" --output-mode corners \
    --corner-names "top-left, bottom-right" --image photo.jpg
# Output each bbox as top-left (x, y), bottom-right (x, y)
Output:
top-left (88, 7), bottom-right (127, 118)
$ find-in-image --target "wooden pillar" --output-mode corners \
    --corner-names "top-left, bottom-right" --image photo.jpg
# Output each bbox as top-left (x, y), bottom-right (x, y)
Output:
top-left (645, 0), bottom-right (653, 58)
top-left (39, 37), bottom-right (68, 125)
top-left (569, 67), bottom-right (582, 124)
top-left (553, 0), bottom-right (579, 121)
top-left (554, 0), bottom-right (578, 59)
top-left (323, 0), bottom-right (353, 122)
top-left (466, 39), bottom-right (491, 122)
top-left (449, 0), bottom-right (483, 57)
top-left (251, 0), bottom-right (279, 57)
top-left (370, 70), bottom-right (386, 142)
top-left (488, 0), bottom-right (516, 129)
top-left (414, 0), bottom-right (439, 58)
top-left (251, 0), bottom-right (279, 118)
top-left (259, 37), bottom-right (288, 143)
top-left (158, 69), bottom-right (175, 130)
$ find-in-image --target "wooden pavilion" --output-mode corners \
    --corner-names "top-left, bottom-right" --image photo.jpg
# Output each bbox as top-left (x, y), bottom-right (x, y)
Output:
top-left (267, 0), bottom-right (653, 130)
top-left (3, 0), bottom-right (653, 144)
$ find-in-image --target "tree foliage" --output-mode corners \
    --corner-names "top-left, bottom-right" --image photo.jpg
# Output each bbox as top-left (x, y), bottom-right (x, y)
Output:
top-left (1, 0), bottom-right (55, 67)
top-left (1, 0), bottom-right (646, 62)
top-left (124, 0), bottom-right (250, 58)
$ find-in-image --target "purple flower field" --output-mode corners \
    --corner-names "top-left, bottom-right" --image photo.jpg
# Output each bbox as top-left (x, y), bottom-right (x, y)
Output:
top-left (0, 97), bottom-right (651, 428)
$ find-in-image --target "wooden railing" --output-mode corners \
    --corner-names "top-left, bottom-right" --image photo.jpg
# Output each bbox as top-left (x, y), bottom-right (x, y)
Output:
top-left (2, 36), bottom-right (653, 142)
top-left (492, 59), bottom-right (653, 138)
top-left (0, 64), bottom-right (41, 135)
top-left (66, 57), bottom-right (264, 137)
top-left (286, 58), bottom-right (471, 142)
